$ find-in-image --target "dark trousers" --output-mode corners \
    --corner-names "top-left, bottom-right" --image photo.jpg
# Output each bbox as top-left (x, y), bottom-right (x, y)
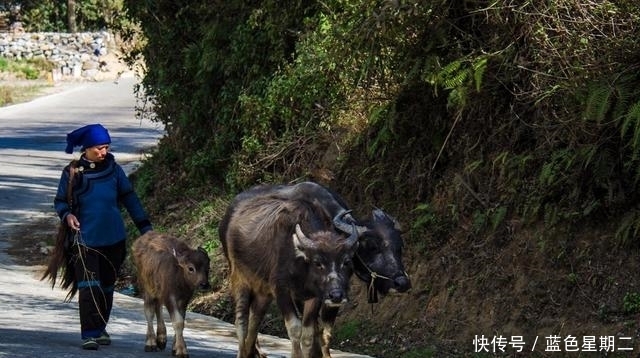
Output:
top-left (73, 240), bottom-right (126, 339)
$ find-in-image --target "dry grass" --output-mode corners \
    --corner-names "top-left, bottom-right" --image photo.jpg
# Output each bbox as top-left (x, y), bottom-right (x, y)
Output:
top-left (0, 83), bottom-right (53, 106)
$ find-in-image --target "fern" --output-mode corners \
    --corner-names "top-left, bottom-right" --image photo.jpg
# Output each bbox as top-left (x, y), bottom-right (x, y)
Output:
top-left (447, 87), bottom-right (467, 109)
top-left (611, 82), bottom-right (635, 123)
top-left (623, 101), bottom-right (640, 153)
top-left (436, 60), bottom-right (462, 85)
top-left (620, 101), bottom-right (639, 136)
top-left (444, 70), bottom-right (468, 90)
top-left (615, 210), bottom-right (640, 246)
top-left (577, 144), bottom-right (598, 169)
top-left (539, 162), bottom-right (556, 187)
top-left (472, 56), bottom-right (488, 92)
top-left (411, 203), bottom-right (439, 230)
top-left (430, 59), bottom-right (467, 90)
top-left (491, 206), bottom-right (507, 230)
top-left (584, 83), bottom-right (613, 123)
top-left (588, 145), bottom-right (615, 189)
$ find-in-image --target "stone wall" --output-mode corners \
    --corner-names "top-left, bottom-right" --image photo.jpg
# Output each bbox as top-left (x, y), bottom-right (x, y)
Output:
top-left (0, 31), bottom-right (117, 80)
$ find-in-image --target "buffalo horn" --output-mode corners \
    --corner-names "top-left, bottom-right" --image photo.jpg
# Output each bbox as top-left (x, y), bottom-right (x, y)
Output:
top-left (345, 222), bottom-right (359, 247)
top-left (333, 210), bottom-right (366, 236)
top-left (294, 223), bottom-right (317, 250)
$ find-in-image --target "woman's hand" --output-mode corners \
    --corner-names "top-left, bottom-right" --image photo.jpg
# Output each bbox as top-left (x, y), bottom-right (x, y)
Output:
top-left (66, 213), bottom-right (80, 231)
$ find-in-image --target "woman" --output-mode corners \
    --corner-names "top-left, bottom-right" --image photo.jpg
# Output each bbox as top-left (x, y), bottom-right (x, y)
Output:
top-left (53, 123), bottom-right (153, 350)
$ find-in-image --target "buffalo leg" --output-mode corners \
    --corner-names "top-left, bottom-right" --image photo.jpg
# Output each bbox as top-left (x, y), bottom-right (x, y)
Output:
top-left (314, 305), bottom-right (339, 358)
top-left (253, 341), bottom-right (269, 358)
top-left (300, 298), bottom-right (322, 358)
top-left (168, 301), bottom-right (189, 358)
top-left (278, 293), bottom-right (304, 358)
top-left (156, 302), bottom-right (167, 350)
top-left (143, 296), bottom-right (159, 352)
top-left (234, 285), bottom-right (252, 358)
top-left (248, 295), bottom-right (271, 358)
top-left (283, 313), bottom-right (304, 358)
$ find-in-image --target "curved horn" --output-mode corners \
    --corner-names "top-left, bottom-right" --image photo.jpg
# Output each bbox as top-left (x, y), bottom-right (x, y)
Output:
top-left (333, 210), bottom-right (367, 236)
top-left (293, 223), bottom-right (317, 250)
top-left (345, 223), bottom-right (359, 248)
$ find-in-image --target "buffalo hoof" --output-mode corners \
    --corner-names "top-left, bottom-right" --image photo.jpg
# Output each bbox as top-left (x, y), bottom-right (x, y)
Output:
top-left (157, 339), bottom-right (167, 350)
top-left (172, 351), bottom-right (189, 358)
top-left (144, 345), bottom-right (159, 352)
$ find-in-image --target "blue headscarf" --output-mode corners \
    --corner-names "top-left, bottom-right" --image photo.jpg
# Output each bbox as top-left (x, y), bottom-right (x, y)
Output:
top-left (65, 124), bottom-right (111, 154)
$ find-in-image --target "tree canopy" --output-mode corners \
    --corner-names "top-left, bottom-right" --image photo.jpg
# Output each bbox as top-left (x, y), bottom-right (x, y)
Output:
top-left (6, 0), bottom-right (125, 32)
top-left (121, 0), bottom-right (640, 245)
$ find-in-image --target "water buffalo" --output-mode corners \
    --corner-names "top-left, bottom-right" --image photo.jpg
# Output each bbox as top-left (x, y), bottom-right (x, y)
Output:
top-left (219, 187), bottom-right (359, 358)
top-left (132, 231), bottom-right (211, 358)
top-left (219, 182), bottom-right (411, 358)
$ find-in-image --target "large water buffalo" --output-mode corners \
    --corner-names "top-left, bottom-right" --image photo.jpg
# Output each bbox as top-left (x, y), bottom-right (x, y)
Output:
top-left (219, 182), bottom-right (411, 358)
top-left (219, 186), bottom-right (359, 358)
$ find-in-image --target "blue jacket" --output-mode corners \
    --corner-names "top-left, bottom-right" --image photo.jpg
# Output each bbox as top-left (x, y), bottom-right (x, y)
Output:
top-left (54, 153), bottom-right (152, 247)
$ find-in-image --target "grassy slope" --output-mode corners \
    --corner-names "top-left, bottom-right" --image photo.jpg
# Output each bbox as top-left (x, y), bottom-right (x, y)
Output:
top-left (131, 151), bottom-right (640, 358)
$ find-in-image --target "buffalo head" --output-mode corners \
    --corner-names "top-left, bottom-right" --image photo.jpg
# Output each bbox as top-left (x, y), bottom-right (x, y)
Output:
top-left (334, 209), bottom-right (411, 302)
top-left (175, 246), bottom-right (212, 292)
top-left (293, 223), bottom-right (358, 307)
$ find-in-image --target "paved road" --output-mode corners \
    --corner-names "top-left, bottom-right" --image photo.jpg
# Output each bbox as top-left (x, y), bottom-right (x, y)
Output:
top-left (0, 75), bottom-right (372, 358)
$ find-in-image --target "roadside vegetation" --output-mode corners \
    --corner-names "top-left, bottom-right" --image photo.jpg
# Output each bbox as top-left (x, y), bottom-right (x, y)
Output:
top-left (0, 57), bottom-right (54, 106)
top-left (8, 1), bottom-right (640, 357)
top-left (120, 1), bottom-right (640, 356)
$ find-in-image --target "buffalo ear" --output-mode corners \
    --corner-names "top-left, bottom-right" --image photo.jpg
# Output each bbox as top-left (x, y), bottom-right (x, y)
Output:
top-left (174, 250), bottom-right (187, 265)
top-left (372, 208), bottom-right (403, 232)
top-left (173, 246), bottom-right (196, 269)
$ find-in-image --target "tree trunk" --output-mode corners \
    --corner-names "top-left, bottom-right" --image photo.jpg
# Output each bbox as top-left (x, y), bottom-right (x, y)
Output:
top-left (67, 0), bottom-right (77, 33)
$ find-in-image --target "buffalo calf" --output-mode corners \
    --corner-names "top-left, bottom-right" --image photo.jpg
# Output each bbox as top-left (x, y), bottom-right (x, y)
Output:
top-left (132, 231), bottom-right (211, 358)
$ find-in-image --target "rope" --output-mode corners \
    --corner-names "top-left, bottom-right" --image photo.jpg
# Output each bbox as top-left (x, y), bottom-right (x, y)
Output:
top-left (354, 252), bottom-right (392, 311)
top-left (66, 158), bottom-right (119, 325)
top-left (71, 229), bottom-right (118, 326)
top-left (353, 252), bottom-right (411, 313)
